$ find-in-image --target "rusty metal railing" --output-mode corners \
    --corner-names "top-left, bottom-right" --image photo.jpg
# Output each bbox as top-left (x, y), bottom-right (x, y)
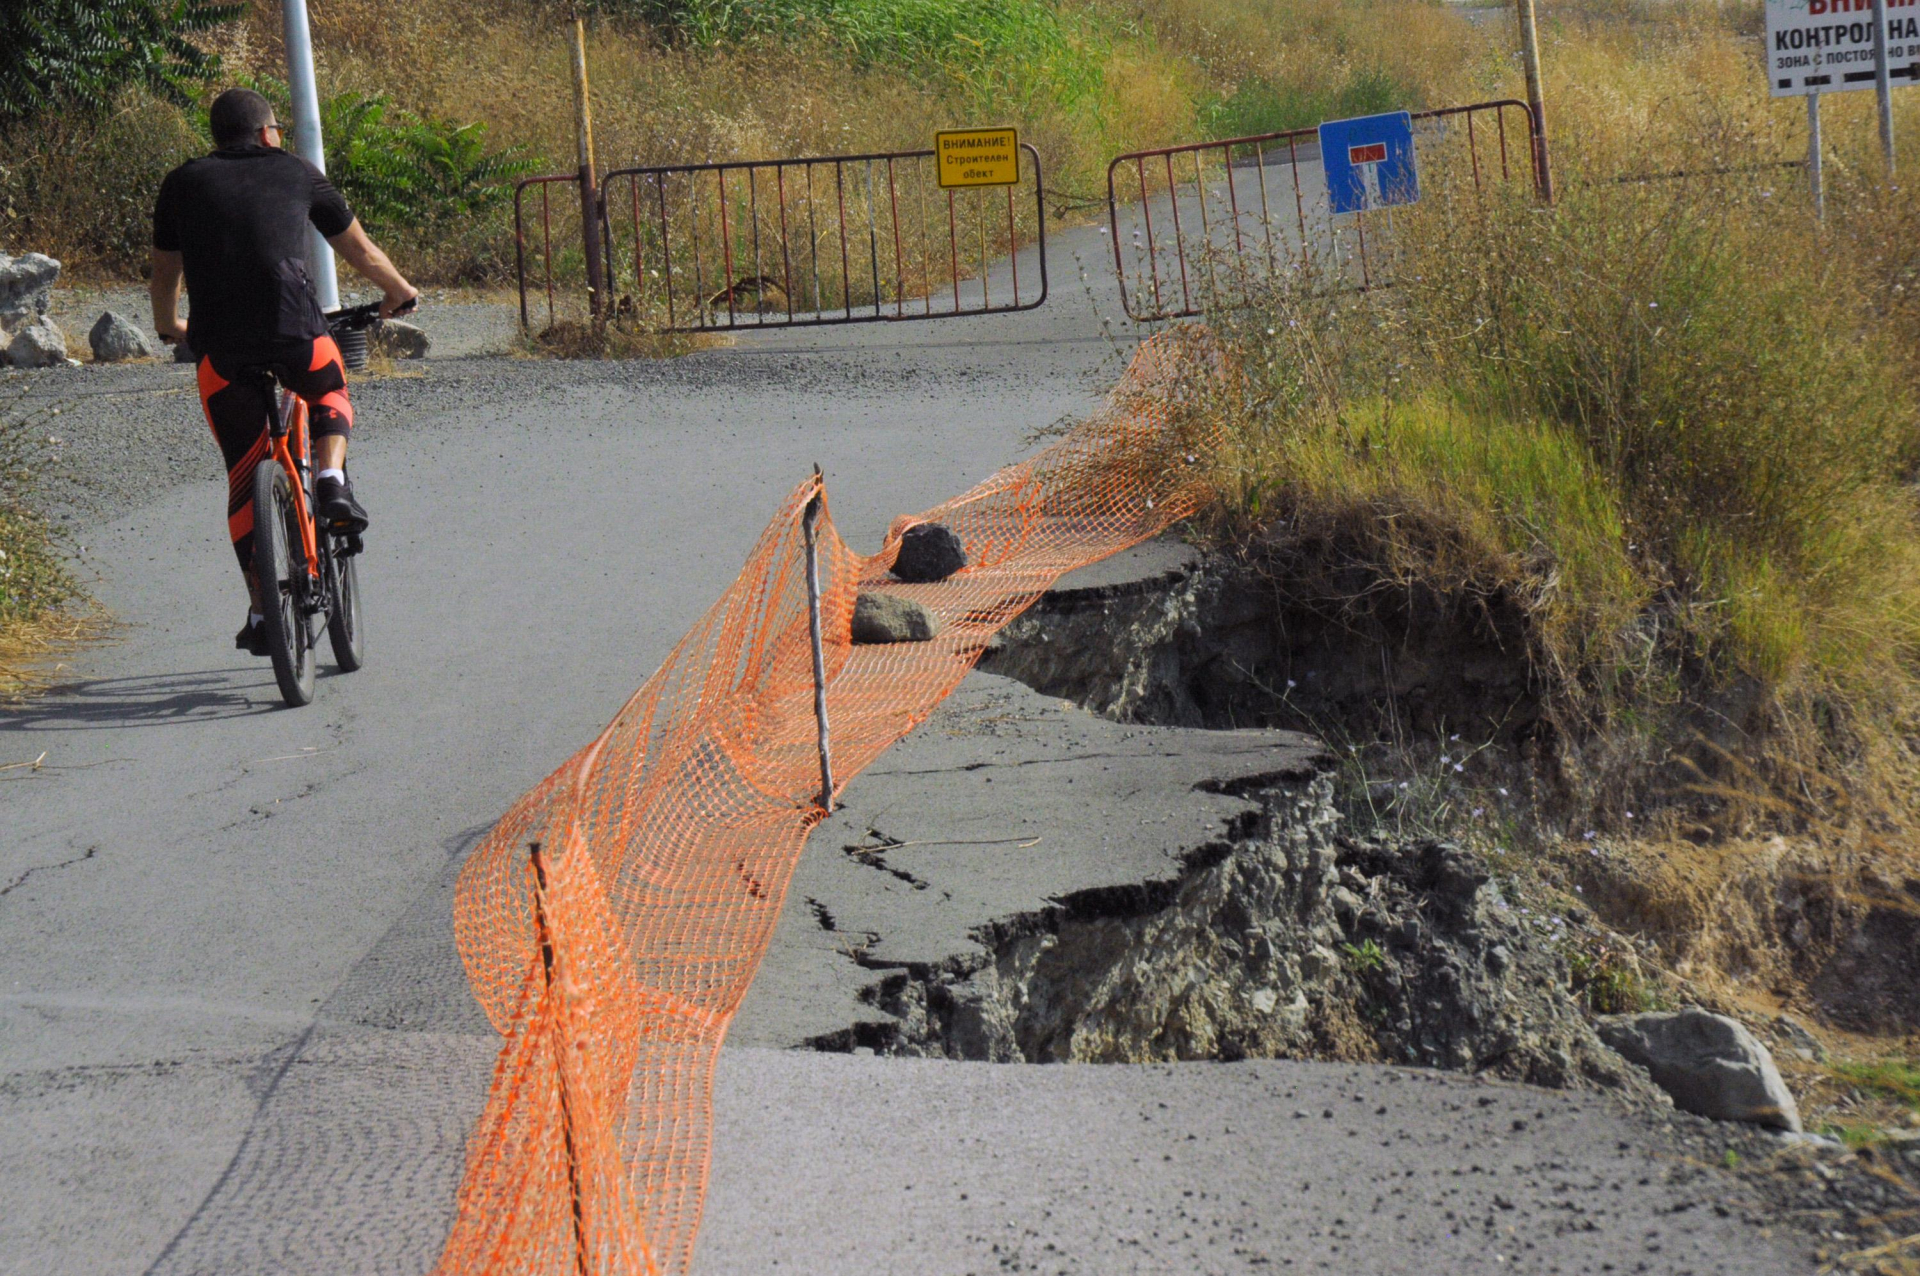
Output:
top-left (597, 144), bottom-right (1047, 332)
top-left (514, 172), bottom-right (588, 332)
top-left (1106, 99), bottom-right (1542, 322)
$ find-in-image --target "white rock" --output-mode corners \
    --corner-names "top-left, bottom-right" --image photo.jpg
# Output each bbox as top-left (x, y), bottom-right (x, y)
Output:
top-left (0, 252), bottom-right (61, 329)
top-left (6, 317), bottom-right (68, 368)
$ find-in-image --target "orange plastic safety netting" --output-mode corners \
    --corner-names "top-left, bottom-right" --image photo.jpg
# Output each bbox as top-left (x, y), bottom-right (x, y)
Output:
top-left (434, 329), bottom-right (1219, 1275)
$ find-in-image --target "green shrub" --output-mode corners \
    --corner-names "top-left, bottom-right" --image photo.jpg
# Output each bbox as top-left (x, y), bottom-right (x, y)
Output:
top-left (0, 0), bottom-right (242, 123)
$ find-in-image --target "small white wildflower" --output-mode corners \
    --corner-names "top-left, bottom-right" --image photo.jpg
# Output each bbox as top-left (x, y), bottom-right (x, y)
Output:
top-left (1497, 787), bottom-right (1509, 797)
top-left (1574, 886), bottom-right (1584, 894)
top-left (1454, 764), bottom-right (1465, 774)
top-left (1449, 734), bottom-right (1460, 742)
top-left (1439, 755), bottom-right (1451, 765)
top-left (1286, 679), bottom-right (1297, 689)
top-left (1472, 808), bottom-right (1485, 818)
top-left (1625, 811), bottom-right (1633, 820)
top-left (1583, 830), bottom-right (1596, 841)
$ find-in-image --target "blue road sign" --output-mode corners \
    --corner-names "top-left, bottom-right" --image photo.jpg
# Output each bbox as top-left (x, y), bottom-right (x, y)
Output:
top-left (1318, 111), bottom-right (1419, 215)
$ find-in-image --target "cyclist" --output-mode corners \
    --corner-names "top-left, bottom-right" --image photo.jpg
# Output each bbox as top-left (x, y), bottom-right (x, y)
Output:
top-left (149, 87), bottom-right (418, 657)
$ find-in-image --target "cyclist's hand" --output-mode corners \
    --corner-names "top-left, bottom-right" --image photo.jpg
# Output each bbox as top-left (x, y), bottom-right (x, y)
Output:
top-left (155, 318), bottom-right (188, 345)
top-left (381, 288), bottom-right (419, 321)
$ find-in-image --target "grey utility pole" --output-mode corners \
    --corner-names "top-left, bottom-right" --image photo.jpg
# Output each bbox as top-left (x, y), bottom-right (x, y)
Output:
top-left (281, 0), bottom-right (340, 308)
top-left (1871, 0), bottom-right (1897, 172)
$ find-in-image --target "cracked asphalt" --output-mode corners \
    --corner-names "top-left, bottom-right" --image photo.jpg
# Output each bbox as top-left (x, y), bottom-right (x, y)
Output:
top-left (0, 207), bottom-right (1816, 1274)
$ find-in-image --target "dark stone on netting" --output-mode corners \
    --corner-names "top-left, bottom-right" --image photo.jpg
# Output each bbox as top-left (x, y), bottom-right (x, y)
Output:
top-left (892, 522), bottom-right (967, 583)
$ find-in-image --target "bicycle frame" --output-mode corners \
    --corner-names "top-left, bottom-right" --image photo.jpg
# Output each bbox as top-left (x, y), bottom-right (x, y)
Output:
top-left (262, 385), bottom-right (321, 585)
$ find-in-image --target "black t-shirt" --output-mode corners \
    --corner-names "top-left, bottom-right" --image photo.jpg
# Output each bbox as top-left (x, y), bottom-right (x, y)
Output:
top-left (152, 144), bottom-right (356, 358)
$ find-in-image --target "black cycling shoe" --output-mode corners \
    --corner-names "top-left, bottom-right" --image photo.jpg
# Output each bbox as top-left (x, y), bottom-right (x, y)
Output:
top-left (315, 474), bottom-right (370, 532)
top-left (235, 615), bottom-right (270, 657)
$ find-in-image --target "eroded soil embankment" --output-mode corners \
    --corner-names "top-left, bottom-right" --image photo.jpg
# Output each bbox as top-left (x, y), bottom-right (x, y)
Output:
top-left (977, 544), bottom-right (1920, 1041)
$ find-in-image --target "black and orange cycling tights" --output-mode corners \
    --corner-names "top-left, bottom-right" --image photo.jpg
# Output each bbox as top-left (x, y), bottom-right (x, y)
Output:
top-left (197, 334), bottom-right (353, 570)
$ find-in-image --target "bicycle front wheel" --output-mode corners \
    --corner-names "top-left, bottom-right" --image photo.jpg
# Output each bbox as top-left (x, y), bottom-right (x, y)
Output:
top-left (251, 459), bottom-right (317, 707)
top-left (325, 536), bottom-right (365, 672)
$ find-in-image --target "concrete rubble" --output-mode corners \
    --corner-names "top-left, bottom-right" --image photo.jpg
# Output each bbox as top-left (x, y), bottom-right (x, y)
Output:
top-left (0, 252), bottom-right (66, 367)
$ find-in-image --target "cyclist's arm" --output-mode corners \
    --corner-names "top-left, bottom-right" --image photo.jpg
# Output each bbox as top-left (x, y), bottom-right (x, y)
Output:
top-left (326, 220), bottom-right (418, 319)
top-left (150, 249), bottom-right (187, 343)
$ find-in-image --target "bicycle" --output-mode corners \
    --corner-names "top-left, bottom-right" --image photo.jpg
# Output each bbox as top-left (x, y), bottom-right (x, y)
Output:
top-left (246, 300), bottom-right (398, 706)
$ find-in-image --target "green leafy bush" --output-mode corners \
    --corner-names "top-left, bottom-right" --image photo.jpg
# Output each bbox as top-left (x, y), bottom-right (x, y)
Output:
top-left (0, 0), bottom-right (242, 123)
top-left (316, 90), bottom-right (538, 234)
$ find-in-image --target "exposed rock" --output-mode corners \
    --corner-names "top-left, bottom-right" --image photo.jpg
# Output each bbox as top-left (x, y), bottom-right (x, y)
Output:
top-left (1597, 1009), bottom-right (1802, 1131)
top-left (1772, 1013), bottom-right (1827, 1063)
top-left (374, 319), bottom-right (430, 359)
top-left (88, 311), bottom-right (156, 362)
top-left (891, 522), bottom-right (967, 583)
top-left (6, 317), bottom-right (68, 368)
top-left (851, 592), bottom-right (939, 644)
top-left (0, 252), bottom-right (60, 329)
top-left (823, 774), bottom-right (1645, 1093)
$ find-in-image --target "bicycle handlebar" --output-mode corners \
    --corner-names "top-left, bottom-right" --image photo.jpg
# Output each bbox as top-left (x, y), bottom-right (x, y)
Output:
top-left (326, 295), bottom-right (418, 333)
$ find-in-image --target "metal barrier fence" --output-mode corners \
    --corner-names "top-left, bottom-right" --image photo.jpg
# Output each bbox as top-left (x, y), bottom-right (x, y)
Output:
top-left (514, 172), bottom-right (592, 332)
top-left (599, 143), bottom-right (1047, 332)
top-left (1106, 99), bottom-right (1542, 322)
top-left (513, 145), bottom-right (1049, 335)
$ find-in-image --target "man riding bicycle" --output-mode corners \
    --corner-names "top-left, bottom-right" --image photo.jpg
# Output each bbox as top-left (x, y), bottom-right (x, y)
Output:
top-left (149, 87), bottom-right (418, 657)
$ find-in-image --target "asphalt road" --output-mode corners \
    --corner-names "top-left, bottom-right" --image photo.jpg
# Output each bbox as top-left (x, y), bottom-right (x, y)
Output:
top-left (0, 213), bottom-right (1813, 1275)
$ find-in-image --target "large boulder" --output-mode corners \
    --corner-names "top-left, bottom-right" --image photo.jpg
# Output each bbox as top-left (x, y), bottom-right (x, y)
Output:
top-left (851, 592), bottom-right (940, 644)
top-left (1598, 1009), bottom-right (1802, 1131)
top-left (6, 317), bottom-right (68, 368)
top-left (0, 252), bottom-right (61, 329)
top-left (373, 318), bottom-right (430, 359)
top-left (891, 522), bottom-right (967, 583)
top-left (89, 311), bottom-right (156, 362)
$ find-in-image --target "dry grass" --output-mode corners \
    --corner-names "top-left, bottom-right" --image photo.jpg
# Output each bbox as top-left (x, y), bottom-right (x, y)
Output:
top-left (1147, 0), bottom-right (1920, 1040)
top-left (0, 605), bottom-right (107, 704)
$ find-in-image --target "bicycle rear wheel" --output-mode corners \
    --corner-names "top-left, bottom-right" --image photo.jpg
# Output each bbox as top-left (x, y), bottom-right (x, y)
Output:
top-left (324, 536), bottom-right (365, 671)
top-left (252, 459), bottom-right (318, 707)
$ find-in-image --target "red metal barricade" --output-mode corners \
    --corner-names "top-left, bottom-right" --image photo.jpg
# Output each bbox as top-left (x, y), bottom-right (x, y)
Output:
top-left (1106, 100), bottom-right (1542, 322)
top-left (514, 172), bottom-right (590, 332)
top-left (597, 144), bottom-right (1047, 332)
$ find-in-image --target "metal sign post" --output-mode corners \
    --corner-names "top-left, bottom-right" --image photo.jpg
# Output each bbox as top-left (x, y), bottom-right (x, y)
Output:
top-left (1872, 0), bottom-right (1898, 171)
top-left (281, 0), bottom-right (339, 309)
top-left (1809, 90), bottom-right (1826, 221)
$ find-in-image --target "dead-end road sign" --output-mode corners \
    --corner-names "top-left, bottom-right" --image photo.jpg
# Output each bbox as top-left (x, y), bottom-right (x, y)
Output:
top-left (1319, 111), bottom-right (1420, 215)
top-left (1767, 0), bottom-right (1920, 96)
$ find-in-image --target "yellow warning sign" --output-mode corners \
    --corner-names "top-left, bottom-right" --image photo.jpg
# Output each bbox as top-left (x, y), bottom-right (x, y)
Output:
top-left (934, 127), bottom-right (1021, 189)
